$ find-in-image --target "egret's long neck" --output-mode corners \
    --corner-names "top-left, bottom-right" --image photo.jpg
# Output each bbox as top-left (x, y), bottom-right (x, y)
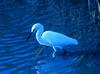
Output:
top-left (36, 27), bottom-right (44, 44)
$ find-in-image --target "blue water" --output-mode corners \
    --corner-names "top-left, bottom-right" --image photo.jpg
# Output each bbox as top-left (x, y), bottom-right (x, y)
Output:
top-left (0, 0), bottom-right (100, 74)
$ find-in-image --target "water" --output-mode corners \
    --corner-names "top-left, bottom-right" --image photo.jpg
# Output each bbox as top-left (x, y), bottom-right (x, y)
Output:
top-left (0, 0), bottom-right (100, 74)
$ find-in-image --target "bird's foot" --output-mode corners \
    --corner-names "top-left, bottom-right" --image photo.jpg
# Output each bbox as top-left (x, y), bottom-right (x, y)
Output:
top-left (52, 52), bottom-right (55, 58)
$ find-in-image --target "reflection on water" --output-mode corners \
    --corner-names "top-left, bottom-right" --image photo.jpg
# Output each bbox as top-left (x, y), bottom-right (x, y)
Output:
top-left (0, 0), bottom-right (100, 74)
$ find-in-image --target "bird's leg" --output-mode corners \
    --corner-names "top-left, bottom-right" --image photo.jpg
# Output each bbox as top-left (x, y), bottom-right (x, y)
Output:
top-left (36, 46), bottom-right (45, 57)
top-left (44, 36), bottom-right (57, 58)
top-left (52, 46), bottom-right (57, 58)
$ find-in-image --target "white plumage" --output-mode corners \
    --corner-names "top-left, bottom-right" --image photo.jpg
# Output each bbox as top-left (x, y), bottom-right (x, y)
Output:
top-left (27, 23), bottom-right (78, 57)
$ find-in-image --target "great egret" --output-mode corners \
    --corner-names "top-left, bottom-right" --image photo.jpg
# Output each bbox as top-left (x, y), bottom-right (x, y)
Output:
top-left (27, 23), bottom-right (78, 58)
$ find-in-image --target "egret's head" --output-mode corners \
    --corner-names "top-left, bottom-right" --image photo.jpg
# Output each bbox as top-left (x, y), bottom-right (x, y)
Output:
top-left (31, 23), bottom-right (43, 32)
top-left (26, 23), bottom-right (43, 41)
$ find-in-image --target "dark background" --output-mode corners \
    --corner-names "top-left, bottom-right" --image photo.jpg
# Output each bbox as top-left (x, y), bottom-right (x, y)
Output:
top-left (0, 0), bottom-right (100, 74)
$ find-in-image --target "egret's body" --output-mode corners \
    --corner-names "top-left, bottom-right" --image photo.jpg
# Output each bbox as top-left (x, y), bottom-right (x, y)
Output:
top-left (42, 31), bottom-right (78, 47)
top-left (27, 23), bottom-right (78, 57)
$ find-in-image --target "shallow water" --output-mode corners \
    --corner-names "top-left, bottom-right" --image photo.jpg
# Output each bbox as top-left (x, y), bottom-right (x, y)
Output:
top-left (0, 0), bottom-right (100, 74)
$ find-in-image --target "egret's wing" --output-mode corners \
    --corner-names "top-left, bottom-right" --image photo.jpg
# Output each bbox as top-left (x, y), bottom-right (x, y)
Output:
top-left (42, 31), bottom-right (54, 46)
top-left (42, 31), bottom-right (68, 45)
top-left (42, 31), bottom-right (78, 46)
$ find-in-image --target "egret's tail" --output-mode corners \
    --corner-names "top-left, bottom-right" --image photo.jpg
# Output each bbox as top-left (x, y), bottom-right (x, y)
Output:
top-left (69, 38), bottom-right (79, 45)
top-left (73, 39), bottom-right (79, 45)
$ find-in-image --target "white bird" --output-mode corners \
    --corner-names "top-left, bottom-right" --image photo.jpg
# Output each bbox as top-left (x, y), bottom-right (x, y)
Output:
top-left (27, 23), bottom-right (78, 58)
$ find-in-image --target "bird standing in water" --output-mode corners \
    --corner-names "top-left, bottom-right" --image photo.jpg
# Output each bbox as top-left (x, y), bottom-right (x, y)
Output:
top-left (27, 23), bottom-right (78, 58)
